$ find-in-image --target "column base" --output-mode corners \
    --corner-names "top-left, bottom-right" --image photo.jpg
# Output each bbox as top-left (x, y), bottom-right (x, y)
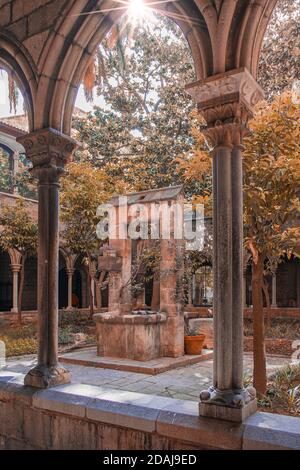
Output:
top-left (24, 364), bottom-right (71, 389)
top-left (10, 308), bottom-right (18, 314)
top-left (199, 386), bottom-right (257, 423)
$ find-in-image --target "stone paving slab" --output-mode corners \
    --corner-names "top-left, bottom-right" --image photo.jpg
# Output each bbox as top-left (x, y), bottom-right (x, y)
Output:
top-left (3, 353), bottom-right (290, 402)
top-left (58, 347), bottom-right (213, 375)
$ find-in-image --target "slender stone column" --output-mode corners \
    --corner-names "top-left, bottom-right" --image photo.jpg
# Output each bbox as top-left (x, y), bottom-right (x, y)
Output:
top-left (231, 144), bottom-right (244, 391)
top-left (271, 273), bottom-right (277, 308)
top-left (18, 128), bottom-right (78, 388)
top-left (243, 271), bottom-right (247, 308)
top-left (12, 151), bottom-right (19, 194)
top-left (186, 68), bottom-right (264, 422)
top-left (66, 268), bottom-right (74, 310)
top-left (91, 278), bottom-right (96, 309)
top-left (297, 265), bottom-right (300, 308)
top-left (10, 264), bottom-right (21, 313)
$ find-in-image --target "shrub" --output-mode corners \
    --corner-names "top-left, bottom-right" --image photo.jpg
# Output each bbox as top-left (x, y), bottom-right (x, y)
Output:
top-left (2, 337), bottom-right (38, 357)
top-left (59, 310), bottom-right (94, 328)
top-left (58, 327), bottom-right (74, 345)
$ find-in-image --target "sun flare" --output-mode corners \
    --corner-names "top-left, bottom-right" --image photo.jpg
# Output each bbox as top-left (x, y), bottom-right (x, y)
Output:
top-left (128, 0), bottom-right (148, 20)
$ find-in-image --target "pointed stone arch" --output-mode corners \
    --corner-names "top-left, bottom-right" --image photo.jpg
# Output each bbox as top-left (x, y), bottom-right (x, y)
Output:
top-left (34, 0), bottom-right (212, 133)
top-left (0, 32), bottom-right (38, 132)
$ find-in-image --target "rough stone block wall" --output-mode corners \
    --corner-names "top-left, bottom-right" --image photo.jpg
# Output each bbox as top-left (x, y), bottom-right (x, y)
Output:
top-left (0, 380), bottom-right (299, 450)
top-left (0, 383), bottom-right (210, 450)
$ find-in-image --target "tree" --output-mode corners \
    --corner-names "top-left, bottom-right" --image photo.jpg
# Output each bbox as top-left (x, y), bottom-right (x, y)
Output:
top-left (243, 93), bottom-right (300, 395)
top-left (60, 162), bottom-right (126, 316)
top-left (0, 199), bottom-right (38, 324)
top-left (181, 92), bottom-right (300, 395)
top-left (258, 0), bottom-right (300, 99)
top-left (73, 13), bottom-right (201, 197)
top-left (0, 148), bottom-right (12, 192)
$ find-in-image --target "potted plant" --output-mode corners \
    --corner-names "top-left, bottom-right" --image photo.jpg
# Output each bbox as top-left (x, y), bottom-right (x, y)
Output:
top-left (184, 322), bottom-right (206, 355)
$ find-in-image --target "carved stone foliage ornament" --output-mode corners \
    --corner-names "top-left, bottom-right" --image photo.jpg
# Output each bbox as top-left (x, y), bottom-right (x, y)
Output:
top-left (186, 68), bottom-right (264, 146)
top-left (17, 128), bottom-right (78, 182)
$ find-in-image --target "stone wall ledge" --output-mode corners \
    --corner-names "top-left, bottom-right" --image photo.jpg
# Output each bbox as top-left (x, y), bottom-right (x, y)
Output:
top-left (0, 372), bottom-right (300, 450)
top-left (94, 313), bottom-right (167, 325)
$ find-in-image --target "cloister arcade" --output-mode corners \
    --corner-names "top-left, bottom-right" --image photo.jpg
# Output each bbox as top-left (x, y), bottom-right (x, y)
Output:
top-left (0, 0), bottom-right (283, 427)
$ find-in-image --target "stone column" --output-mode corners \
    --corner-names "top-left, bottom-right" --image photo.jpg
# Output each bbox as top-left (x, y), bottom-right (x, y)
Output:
top-left (12, 151), bottom-right (19, 194)
top-left (10, 264), bottom-right (21, 314)
top-left (271, 273), bottom-right (277, 308)
top-left (243, 270), bottom-right (247, 308)
top-left (160, 195), bottom-right (185, 358)
top-left (297, 265), bottom-right (300, 308)
top-left (89, 261), bottom-right (97, 310)
top-left (66, 268), bottom-right (74, 311)
top-left (187, 68), bottom-right (263, 422)
top-left (18, 128), bottom-right (77, 388)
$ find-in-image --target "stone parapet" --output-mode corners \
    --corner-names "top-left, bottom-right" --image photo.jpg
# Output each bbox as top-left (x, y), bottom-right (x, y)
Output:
top-left (0, 374), bottom-right (299, 450)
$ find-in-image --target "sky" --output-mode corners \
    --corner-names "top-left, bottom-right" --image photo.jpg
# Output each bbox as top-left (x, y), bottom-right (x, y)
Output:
top-left (0, 1), bottom-right (162, 120)
top-left (0, 70), bottom-right (95, 119)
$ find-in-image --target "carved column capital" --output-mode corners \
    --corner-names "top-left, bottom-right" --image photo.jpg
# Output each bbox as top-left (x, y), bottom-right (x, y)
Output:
top-left (17, 128), bottom-right (79, 183)
top-left (186, 68), bottom-right (264, 147)
top-left (10, 263), bottom-right (22, 273)
top-left (66, 268), bottom-right (75, 277)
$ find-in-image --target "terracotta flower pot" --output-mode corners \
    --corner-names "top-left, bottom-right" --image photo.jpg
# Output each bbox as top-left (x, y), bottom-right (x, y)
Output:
top-left (184, 334), bottom-right (206, 355)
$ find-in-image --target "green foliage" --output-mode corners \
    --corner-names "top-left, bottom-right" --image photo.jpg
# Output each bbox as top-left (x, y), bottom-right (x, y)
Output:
top-left (0, 147), bottom-right (12, 192)
top-left (258, 0), bottom-right (300, 99)
top-left (3, 337), bottom-right (38, 357)
top-left (0, 198), bottom-right (38, 256)
top-left (244, 363), bottom-right (300, 416)
top-left (59, 310), bottom-right (94, 328)
top-left (243, 93), bottom-right (300, 265)
top-left (58, 327), bottom-right (73, 345)
top-left (60, 162), bottom-right (125, 259)
top-left (265, 364), bottom-right (300, 415)
top-left (73, 14), bottom-right (202, 197)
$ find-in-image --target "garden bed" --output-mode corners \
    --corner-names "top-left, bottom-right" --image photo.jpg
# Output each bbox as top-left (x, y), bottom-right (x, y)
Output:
top-left (0, 310), bottom-right (96, 357)
top-left (244, 318), bottom-right (300, 356)
top-left (258, 363), bottom-right (300, 417)
top-left (244, 337), bottom-right (295, 356)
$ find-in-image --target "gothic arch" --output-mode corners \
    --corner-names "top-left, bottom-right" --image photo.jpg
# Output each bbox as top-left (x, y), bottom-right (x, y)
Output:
top-left (0, 32), bottom-right (38, 132)
top-left (35, 0), bottom-right (212, 133)
top-left (32, 0), bottom-right (279, 134)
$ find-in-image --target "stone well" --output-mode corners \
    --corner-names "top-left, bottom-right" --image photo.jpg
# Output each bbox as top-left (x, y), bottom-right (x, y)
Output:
top-left (95, 186), bottom-right (185, 361)
top-left (94, 313), bottom-right (167, 361)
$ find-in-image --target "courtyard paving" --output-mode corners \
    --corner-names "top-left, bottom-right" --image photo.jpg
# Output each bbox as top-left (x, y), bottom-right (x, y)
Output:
top-left (2, 351), bottom-right (290, 401)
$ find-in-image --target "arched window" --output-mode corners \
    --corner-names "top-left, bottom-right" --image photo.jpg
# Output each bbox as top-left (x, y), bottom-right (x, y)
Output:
top-left (193, 265), bottom-right (213, 307)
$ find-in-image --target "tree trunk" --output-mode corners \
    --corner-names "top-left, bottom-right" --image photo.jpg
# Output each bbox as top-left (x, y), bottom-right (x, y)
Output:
top-left (17, 253), bottom-right (26, 326)
top-left (262, 278), bottom-right (272, 328)
top-left (88, 271), bottom-right (94, 319)
top-left (252, 255), bottom-right (267, 396)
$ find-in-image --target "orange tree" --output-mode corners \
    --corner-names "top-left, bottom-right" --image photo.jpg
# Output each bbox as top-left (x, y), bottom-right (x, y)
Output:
top-left (0, 199), bottom-right (38, 324)
top-left (243, 93), bottom-right (300, 395)
top-left (60, 162), bottom-right (127, 316)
